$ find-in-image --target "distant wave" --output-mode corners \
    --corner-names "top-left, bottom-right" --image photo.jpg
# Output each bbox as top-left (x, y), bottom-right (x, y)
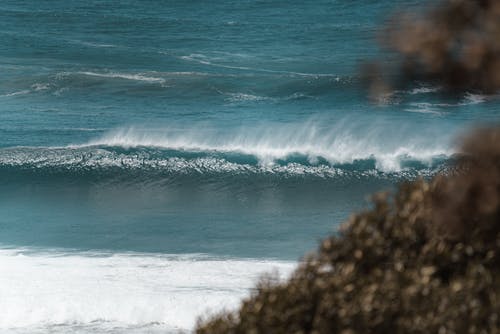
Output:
top-left (2, 70), bottom-right (173, 98)
top-left (0, 83), bottom-right (51, 98)
top-left (404, 103), bottom-right (445, 115)
top-left (403, 93), bottom-right (493, 114)
top-left (3, 69), bottom-right (302, 99)
top-left (225, 92), bottom-right (270, 102)
top-left (0, 90), bottom-right (31, 97)
top-left (70, 39), bottom-right (118, 48)
top-left (0, 246), bottom-right (294, 333)
top-left (224, 91), bottom-right (313, 103)
top-left (408, 86), bottom-right (441, 95)
top-left (75, 71), bottom-right (167, 84)
top-left (7, 67), bottom-right (492, 106)
top-left (179, 53), bottom-right (339, 78)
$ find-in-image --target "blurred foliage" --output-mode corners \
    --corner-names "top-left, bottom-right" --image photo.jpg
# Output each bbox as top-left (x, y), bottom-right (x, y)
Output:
top-left (196, 127), bottom-right (500, 333)
top-left (365, 0), bottom-right (500, 97)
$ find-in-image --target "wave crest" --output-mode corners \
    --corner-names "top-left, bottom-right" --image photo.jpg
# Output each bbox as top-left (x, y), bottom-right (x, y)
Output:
top-left (83, 123), bottom-right (453, 172)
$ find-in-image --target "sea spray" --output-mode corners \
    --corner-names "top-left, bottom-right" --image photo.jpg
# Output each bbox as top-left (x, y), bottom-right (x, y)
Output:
top-left (84, 120), bottom-right (454, 172)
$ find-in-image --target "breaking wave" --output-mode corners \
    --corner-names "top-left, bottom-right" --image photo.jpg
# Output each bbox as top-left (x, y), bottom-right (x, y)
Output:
top-left (0, 122), bottom-right (456, 184)
top-left (83, 123), bottom-right (454, 172)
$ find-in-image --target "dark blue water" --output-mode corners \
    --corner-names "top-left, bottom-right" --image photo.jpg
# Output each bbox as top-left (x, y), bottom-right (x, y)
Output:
top-left (1, 1), bottom-right (499, 332)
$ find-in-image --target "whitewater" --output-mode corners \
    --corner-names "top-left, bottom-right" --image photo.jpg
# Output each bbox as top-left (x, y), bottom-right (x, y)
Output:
top-left (1, 0), bottom-right (499, 333)
top-left (0, 247), bottom-right (294, 333)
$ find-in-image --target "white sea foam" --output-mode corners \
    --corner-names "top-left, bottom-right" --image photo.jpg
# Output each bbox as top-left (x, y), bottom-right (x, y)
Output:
top-left (77, 72), bottom-right (166, 84)
top-left (463, 92), bottom-right (489, 105)
top-left (0, 247), bottom-right (295, 333)
top-left (31, 83), bottom-right (51, 91)
top-left (4, 70), bottom-right (170, 99)
top-left (83, 121), bottom-right (454, 172)
top-left (224, 92), bottom-right (312, 103)
top-left (179, 53), bottom-right (337, 77)
top-left (404, 103), bottom-right (444, 115)
top-left (408, 86), bottom-right (441, 95)
top-left (1, 84), bottom-right (52, 98)
top-left (1, 90), bottom-right (31, 97)
top-left (405, 92), bottom-right (492, 112)
top-left (226, 92), bottom-right (270, 102)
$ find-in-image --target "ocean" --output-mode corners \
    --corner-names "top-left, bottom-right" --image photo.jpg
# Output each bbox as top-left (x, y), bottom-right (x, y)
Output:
top-left (1, 0), bottom-right (499, 333)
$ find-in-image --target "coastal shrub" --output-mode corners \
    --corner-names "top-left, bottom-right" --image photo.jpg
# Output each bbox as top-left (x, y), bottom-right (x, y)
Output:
top-left (196, 127), bottom-right (500, 333)
top-left (366, 0), bottom-right (500, 94)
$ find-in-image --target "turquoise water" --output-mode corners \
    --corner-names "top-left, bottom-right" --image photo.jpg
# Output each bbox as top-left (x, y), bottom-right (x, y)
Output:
top-left (1, 0), bottom-right (499, 332)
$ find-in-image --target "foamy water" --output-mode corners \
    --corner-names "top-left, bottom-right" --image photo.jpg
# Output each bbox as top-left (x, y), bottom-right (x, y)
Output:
top-left (0, 248), bottom-right (295, 333)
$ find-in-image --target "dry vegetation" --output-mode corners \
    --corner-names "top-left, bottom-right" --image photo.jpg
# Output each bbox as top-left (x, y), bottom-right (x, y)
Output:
top-left (366, 0), bottom-right (500, 97)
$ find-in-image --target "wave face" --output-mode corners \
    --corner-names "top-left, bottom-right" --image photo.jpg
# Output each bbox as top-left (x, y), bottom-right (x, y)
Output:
top-left (0, 145), bottom-right (446, 180)
top-left (0, 247), bottom-right (294, 333)
top-left (0, 145), bottom-right (450, 180)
